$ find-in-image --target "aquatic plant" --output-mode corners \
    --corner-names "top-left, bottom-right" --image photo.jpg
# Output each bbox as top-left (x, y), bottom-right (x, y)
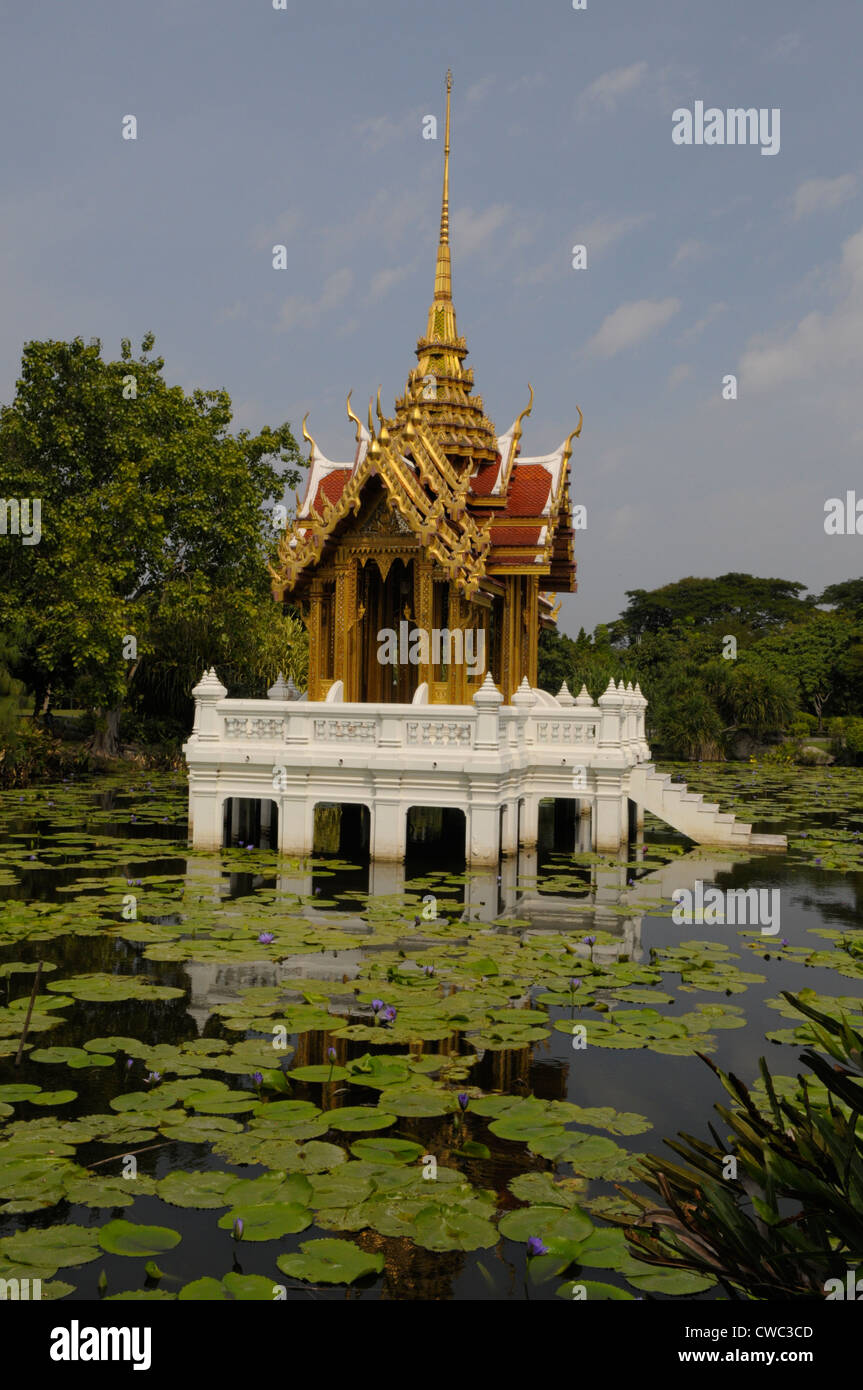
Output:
top-left (623, 992), bottom-right (863, 1299)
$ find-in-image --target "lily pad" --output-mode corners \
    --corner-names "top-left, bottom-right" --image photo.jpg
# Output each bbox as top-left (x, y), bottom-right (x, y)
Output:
top-left (98, 1220), bottom-right (182, 1258)
top-left (217, 1202), bottom-right (313, 1240)
top-left (349, 1137), bottom-right (425, 1165)
top-left (276, 1238), bottom-right (384, 1285)
top-left (156, 1171), bottom-right (237, 1209)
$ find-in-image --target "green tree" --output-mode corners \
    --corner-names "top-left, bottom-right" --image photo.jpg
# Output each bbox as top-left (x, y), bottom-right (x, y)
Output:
top-left (0, 336), bottom-right (302, 752)
top-left (819, 577), bottom-right (863, 619)
top-left (754, 612), bottom-right (863, 730)
top-left (0, 626), bottom-right (26, 760)
top-left (609, 574), bottom-right (814, 647)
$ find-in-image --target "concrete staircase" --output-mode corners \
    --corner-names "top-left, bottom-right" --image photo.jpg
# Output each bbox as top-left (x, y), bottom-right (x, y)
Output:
top-left (628, 764), bottom-right (786, 850)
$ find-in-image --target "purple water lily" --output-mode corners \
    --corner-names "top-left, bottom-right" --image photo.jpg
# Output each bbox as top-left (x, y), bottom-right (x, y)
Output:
top-left (327, 1047), bottom-right (337, 1062)
top-left (258, 932), bottom-right (275, 945)
top-left (382, 1006), bottom-right (397, 1023)
top-left (457, 1093), bottom-right (469, 1111)
top-left (371, 999), bottom-right (384, 1014)
top-left (570, 977), bottom-right (582, 991)
top-left (424, 965), bottom-right (435, 977)
top-left (252, 1072), bottom-right (263, 1086)
top-left (232, 1218), bottom-right (244, 1241)
top-left (582, 935), bottom-right (596, 946)
top-left (526, 1237), bottom-right (549, 1257)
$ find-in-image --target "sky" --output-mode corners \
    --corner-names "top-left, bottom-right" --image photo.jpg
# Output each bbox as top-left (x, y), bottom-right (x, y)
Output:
top-left (1, 0), bottom-right (862, 635)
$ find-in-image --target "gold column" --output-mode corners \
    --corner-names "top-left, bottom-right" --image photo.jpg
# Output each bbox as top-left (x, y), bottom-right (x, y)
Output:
top-left (448, 589), bottom-right (467, 704)
top-left (526, 577), bottom-right (539, 688)
top-left (415, 558), bottom-right (434, 692)
top-left (307, 581), bottom-right (325, 700)
top-left (333, 560), bottom-right (352, 698)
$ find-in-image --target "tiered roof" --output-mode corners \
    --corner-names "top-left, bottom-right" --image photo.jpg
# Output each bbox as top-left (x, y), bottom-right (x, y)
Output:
top-left (270, 72), bottom-right (580, 605)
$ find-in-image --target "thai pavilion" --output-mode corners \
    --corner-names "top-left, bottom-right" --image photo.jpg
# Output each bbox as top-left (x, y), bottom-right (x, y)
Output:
top-left (184, 76), bottom-right (783, 865)
top-left (269, 72), bottom-right (579, 707)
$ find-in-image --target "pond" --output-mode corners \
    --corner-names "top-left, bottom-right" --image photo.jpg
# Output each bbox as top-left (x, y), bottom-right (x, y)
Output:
top-left (0, 762), bottom-right (861, 1301)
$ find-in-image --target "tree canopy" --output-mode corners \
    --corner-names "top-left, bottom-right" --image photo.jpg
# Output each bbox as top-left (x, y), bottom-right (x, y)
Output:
top-left (0, 335), bottom-right (304, 751)
top-left (539, 573), bottom-right (863, 758)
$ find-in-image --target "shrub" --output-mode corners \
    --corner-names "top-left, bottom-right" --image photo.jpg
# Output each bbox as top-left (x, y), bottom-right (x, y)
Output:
top-left (830, 716), bottom-right (863, 765)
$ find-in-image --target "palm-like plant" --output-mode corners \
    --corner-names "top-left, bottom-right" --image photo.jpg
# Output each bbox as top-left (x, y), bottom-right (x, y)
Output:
top-left (621, 992), bottom-right (863, 1299)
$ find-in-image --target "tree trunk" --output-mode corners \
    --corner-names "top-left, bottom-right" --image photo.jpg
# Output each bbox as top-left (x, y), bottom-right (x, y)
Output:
top-left (89, 706), bottom-right (123, 756)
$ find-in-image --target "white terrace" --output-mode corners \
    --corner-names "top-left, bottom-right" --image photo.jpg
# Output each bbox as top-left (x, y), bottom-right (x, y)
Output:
top-left (184, 671), bottom-right (785, 862)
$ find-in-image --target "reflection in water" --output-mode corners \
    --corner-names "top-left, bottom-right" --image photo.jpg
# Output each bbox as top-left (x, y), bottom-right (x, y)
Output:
top-left (2, 771), bottom-right (858, 1301)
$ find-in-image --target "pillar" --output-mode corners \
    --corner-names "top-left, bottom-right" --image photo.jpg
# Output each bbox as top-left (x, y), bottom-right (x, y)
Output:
top-left (467, 803), bottom-right (500, 867)
top-left (278, 796), bottom-right (316, 857)
top-left (593, 779), bottom-right (625, 852)
top-left (577, 803), bottom-right (593, 853)
top-left (519, 797), bottom-right (540, 849)
top-left (188, 779), bottom-right (223, 851)
top-left (371, 799), bottom-right (406, 861)
top-left (501, 800), bottom-right (519, 857)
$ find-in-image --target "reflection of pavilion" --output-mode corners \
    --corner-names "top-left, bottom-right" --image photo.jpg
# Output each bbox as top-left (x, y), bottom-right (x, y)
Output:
top-left (181, 845), bottom-right (760, 1028)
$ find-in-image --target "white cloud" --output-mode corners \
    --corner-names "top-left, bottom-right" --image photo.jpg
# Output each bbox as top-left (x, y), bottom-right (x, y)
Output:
top-left (769, 32), bottom-right (802, 62)
top-left (451, 204), bottom-right (512, 257)
top-left (356, 112), bottom-right (413, 153)
top-left (250, 210), bottom-right (300, 254)
top-left (587, 297), bottom-right (681, 358)
top-left (466, 76), bottom-right (494, 105)
top-left (579, 62), bottom-right (647, 116)
top-left (215, 301), bottom-right (247, 324)
top-left (278, 268), bottom-right (354, 333)
top-left (514, 256), bottom-right (558, 287)
top-left (322, 186), bottom-right (426, 256)
top-left (672, 238), bottom-right (709, 267)
top-left (582, 212), bottom-right (652, 256)
top-left (668, 363), bottom-right (692, 389)
top-left (365, 263), bottom-right (412, 305)
top-left (680, 302), bottom-right (727, 342)
top-left (739, 226), bottom-right (863, 391)
top-left (792, 174), bottom-right (857, 220)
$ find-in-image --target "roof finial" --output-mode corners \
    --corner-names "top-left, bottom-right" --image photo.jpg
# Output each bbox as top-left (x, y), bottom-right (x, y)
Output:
top-left (301, 412), bottom-right (318, 461)
top-left (434, 71), bottom-right (453, 304)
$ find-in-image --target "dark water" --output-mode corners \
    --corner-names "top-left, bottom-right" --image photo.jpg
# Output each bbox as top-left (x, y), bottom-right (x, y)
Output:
top-left (0, 766), bottom-right (861, 1301)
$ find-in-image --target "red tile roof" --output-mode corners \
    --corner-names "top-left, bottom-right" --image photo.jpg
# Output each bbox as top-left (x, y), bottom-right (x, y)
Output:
top-left (311, 468), bottom-right (351, 516)
top-left (503, 464), bottom-right (552, 516)
top-left (470, 458), bottom-right (502, 497)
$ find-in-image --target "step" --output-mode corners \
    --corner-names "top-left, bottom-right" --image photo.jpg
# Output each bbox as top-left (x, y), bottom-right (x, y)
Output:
top-left (749, 833), bottom-right (787, 851)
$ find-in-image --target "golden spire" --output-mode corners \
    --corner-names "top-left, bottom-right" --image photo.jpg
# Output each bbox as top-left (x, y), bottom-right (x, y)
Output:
top-left (434, 70), bottom-right (453, 304)
top-left (392, 70), bottom-right (499, 469)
